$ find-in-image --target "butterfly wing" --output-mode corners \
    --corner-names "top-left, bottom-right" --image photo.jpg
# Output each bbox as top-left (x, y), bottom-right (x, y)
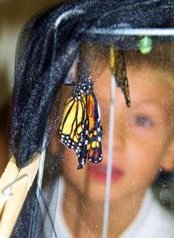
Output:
top-left (59, 96), bottom-right (85, 150)
top-left (77, 93), bottom-right (103, 169)
top-left (86, 93), bottom-right (103, 163)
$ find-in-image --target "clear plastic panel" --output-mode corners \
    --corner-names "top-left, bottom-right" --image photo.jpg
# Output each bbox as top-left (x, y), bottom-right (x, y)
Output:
top-left (44, 34), bottom-right (174, 238)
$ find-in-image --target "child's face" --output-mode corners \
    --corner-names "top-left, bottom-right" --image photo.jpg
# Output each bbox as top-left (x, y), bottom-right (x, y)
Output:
top-left (61, 63), bottom-right (174, 202)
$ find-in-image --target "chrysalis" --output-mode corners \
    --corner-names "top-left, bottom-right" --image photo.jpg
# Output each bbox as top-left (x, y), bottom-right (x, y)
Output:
top-left (110, 46), bottom-right (131, 107)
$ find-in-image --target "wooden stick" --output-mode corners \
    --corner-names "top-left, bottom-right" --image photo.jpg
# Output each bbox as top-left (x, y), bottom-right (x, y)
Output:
top-left (0, 154), bottom-right (40, 237)
top-left (0, 158), bottom-right (19, 216)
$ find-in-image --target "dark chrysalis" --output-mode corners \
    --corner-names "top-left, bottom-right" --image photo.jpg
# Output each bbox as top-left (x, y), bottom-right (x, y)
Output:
top-left (110, 46), bottom-right (131, 107)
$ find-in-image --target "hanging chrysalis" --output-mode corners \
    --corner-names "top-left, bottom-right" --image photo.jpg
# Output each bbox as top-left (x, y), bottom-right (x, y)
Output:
top-left (59, 70), bottom-right (103, 169)
top-left (110, 46), bottom-right (131, 107)
top-left (138, 36), bottom-right (153, 54)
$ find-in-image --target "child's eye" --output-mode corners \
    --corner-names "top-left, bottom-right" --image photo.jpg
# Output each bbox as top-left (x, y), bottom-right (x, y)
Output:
top-left (133, 115), bottom-right (153, 127)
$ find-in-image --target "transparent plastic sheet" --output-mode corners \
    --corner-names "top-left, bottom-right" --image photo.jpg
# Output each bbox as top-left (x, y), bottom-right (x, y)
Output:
top-left (54, 41), bottom-right (173, 237)
top-left (12, 36), bottom-right (174, 238)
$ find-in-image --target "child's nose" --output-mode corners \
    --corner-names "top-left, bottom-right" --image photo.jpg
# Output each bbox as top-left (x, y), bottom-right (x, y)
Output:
top-left (113, 117), bottom-right (127, 151)
top-left (102, 115), bottom-right (127, 153)
top-left (99, 85), bottom-right (128, 152)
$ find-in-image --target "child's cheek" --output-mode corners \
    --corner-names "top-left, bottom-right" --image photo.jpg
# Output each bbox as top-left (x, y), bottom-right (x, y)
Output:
top-left (125, 142), bottom-right (162, 184)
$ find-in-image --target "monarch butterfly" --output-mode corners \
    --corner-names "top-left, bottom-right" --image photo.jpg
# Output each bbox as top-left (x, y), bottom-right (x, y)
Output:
top-left (59, 78), bottom-right (103, 169)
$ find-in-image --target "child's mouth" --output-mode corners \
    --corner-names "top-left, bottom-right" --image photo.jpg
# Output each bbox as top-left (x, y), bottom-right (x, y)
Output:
top-left (88, 163), bottom-right (124, 183)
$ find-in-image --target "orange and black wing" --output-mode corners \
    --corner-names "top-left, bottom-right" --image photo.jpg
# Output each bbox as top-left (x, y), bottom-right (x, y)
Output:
top-left (59, 96), bottom-right (86, 152)
top-left (77, 93), bottom-right (103, 169)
